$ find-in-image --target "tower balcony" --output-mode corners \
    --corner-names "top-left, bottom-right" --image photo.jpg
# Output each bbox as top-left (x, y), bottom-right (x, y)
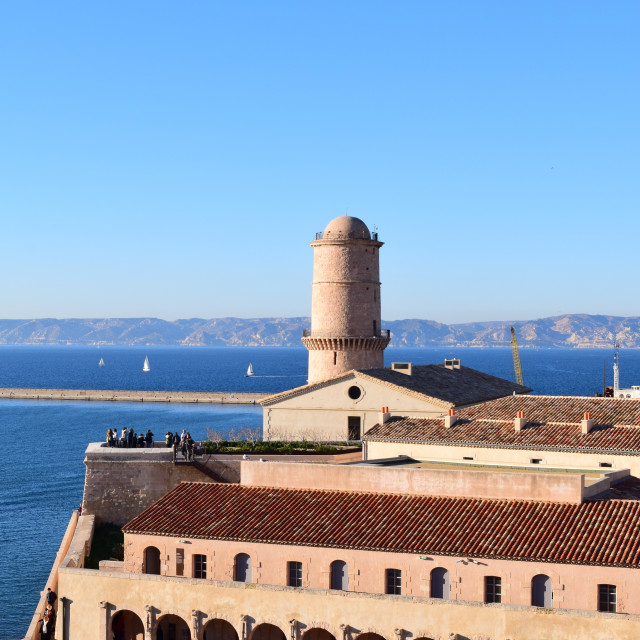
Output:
top-left (302, 332), bottom-right (391, 352)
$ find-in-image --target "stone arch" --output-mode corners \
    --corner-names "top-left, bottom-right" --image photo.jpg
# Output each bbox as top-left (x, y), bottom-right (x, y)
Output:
top-left (202, 618), bottom-right (239, 640)
top-left (111, 609), bottom-right (145, 640)
top-left (144, 545), bottom-right (161, 575)
top-left (155, 613), bottom-right (191, 640)
top-left (250, 623), bottom-right (286, 640)
top-left (301, 629), bottom-right (337, 640)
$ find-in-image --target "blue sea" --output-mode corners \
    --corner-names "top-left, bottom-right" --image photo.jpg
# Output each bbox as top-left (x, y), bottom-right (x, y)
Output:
top-left (1, 345), bottom-right (639, 639)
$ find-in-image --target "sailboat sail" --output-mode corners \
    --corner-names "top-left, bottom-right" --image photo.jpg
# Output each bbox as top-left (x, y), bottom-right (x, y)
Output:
top-left (98, 357), bottom-right (105, 367)
top-left (246, 363), bottom-right (254, 377)
top-left (143, 356), bottom-right (150, 372)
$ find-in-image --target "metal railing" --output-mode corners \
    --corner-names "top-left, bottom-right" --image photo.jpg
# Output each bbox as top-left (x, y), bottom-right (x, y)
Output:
top-left (314, 231), bottom-right (379, 240)
top-left (302, 329), bottom-right (391, 339)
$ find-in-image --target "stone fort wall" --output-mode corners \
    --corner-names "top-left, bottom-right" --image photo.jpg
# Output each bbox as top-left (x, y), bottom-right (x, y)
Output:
top-left (82, 445), bottom-right (361, 525)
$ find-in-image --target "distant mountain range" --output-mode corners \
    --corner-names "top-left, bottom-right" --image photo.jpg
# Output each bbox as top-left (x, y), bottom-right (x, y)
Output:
top-left (0, 315), bottom-right (638, 348)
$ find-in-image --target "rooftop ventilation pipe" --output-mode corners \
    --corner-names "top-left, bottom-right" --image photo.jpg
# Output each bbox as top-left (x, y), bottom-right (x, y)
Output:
top-left (581, 412), bottom-right (594, 434)
top-left (444, 409), bottom-right (457, 429)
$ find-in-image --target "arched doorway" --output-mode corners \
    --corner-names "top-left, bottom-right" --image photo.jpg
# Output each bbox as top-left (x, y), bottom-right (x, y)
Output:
top-left (155, 614), bottom-right (191, 640)
top-left (234, 553), bottom-right (252, 582)
top-left (111, 610), bottom-right (144, 640)
top-left (144, 546), bottom-right (161, 575)
top-left (330, 560), bottom-right (348, 590)
top-left (302, 629), bottom-right (336, 640)
top-left (430, 567), bottom-right (450, 599)
top-left (203, 619), bottom-right (239, 640)
top-left (531, 574), bottom-right (553, 608)
top-left (250, 623), bottom-right (286, 640)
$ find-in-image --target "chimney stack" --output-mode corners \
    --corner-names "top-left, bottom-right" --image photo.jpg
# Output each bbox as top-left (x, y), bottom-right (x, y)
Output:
top-left (379, 406), bottom-right (391, 424)
top-left (581, 412), bottom-right (594, 434)
top-left (444, 408), bottom-right (457, 429)
top-left (514, 410), bottom-right (526, 432)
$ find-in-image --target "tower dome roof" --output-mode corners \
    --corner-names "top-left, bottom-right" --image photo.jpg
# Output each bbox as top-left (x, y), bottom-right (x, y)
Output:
top-left (323, 216), bottom-right (371, 240)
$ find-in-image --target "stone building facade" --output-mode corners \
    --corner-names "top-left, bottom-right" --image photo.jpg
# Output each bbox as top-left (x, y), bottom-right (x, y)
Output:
top-left (302, 216), bottom-right (390, 383)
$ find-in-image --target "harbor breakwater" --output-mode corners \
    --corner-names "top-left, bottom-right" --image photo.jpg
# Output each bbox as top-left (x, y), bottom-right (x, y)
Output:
top-left (0, 387), bottom-right (266, 404)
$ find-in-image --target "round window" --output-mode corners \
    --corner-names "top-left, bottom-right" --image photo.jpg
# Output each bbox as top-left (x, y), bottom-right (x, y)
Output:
top-left (348, 385), bottom-right (362, 400)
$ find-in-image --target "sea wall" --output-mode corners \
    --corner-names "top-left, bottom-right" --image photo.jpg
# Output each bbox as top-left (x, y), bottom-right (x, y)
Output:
top-left (0, 387), bottom-right (264, 404)
top-left (23, 510), bottom-right (79, 640)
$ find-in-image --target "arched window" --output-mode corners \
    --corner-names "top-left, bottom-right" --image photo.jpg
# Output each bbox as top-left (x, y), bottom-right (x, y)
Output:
top-left (430, 567), bottom-right (450, 599)
top-left (234, 553), bottom-right (252, 583)
top-left (144, 546), bottom-right (161, 575)
top-left (330, 560), bottom-right (349, 590)
top-left (531, 574), bottom-right (553, 608)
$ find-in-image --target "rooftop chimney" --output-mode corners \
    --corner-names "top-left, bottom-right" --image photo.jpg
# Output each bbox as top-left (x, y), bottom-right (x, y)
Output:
top-left (379, 406), bottom-right (391, 424)
top-left (444, 408), bottom-right (457, 429)
top-left (391, 362), bottom-right (412, 376)
top-left (581, 412), bottom-right (594, 434)
top-left (514, 410), bottom-right (526, 432)
top-left (444, 358), bottom-right (461, 370)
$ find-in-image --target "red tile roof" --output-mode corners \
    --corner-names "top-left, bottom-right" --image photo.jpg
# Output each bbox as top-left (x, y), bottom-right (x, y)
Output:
top-left (363, 395), bottom-right (640, 455)
top-left (123, 482), bottom-right (640, 568)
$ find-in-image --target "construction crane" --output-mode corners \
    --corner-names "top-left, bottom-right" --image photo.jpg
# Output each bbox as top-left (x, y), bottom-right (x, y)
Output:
top-left (510, 326), bottom-right (524, 386)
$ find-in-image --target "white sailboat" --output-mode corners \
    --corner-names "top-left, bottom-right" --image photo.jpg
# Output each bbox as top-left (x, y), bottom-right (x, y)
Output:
top-left (245, 363), bottom-right (254, 377)
top-left (98, 357), bottom-right (105, 367)
top-left (143, 356), bottom-right (150, 372)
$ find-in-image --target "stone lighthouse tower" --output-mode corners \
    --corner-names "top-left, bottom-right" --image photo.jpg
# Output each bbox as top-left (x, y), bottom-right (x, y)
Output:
top-left (302, 215), bottom-right (390, 383)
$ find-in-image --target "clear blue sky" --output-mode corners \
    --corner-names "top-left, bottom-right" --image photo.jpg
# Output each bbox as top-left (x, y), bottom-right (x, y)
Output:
top-left (1, 2), bottom-right (638, 323)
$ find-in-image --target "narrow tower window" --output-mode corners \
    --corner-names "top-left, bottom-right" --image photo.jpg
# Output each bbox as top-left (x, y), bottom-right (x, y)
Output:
top-left (373, 320), bottom-right (377, 336)
top-left (334, 352), bottom-right (337, 365)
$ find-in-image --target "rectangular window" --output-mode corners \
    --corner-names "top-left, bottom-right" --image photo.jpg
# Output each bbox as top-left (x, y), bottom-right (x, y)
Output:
top-left (193, 554), bottom-right (207, 579)
top-left (463, 456), bottom-right (474, 461)
top-left (600, 462), bottom-right (612, 468)
top-left (598, 584), bottom-right (616, 612)
top-left (288, 561), bottom-right (303, 587)
top-left (176, 548), bottom-right (184, 577)
top-left (386, 568), bottom-right (402, 595)
top-left (485, 576), bottom-right (501, 603)
top-left (530, 458), bottom-right (542, 464)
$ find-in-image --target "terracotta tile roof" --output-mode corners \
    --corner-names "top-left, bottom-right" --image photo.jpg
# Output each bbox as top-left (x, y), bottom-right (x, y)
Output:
top-left (123, 482), bottom-right (640, 568)
top-left (363, 396), bottom-right (640, 455)
top-left (261, 364), bottom-right (530, 408)
top-left (458, 395), bottom-right (640, 425)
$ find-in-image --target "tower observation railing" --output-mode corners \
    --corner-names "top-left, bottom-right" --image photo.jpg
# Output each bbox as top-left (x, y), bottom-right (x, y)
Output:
top-left (314, 231), bottom-right (379, 240)
top-left (302, 329), bottom-right (390, 339)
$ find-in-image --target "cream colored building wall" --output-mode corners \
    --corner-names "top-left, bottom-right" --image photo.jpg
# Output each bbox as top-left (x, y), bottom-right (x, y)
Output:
top-left (263, 377), bottom-right (446, 441)
top-left (240, 460), bottom-right (586, 503)
top-left (366, 440), bottom-right (640, 474)
top-left (58, 559), bottom-right (640, 640)
top-left (122, 534), bottom-right (640, 614)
